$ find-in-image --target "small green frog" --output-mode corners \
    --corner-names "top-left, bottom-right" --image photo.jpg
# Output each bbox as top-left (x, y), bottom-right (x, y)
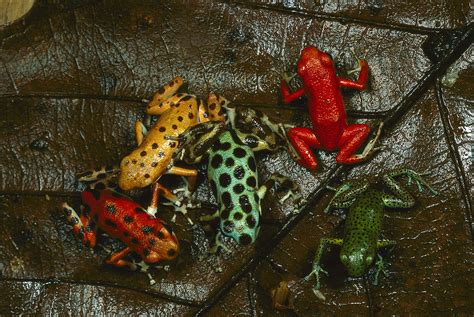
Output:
top-left (306, 168), bottom-right (438, 290)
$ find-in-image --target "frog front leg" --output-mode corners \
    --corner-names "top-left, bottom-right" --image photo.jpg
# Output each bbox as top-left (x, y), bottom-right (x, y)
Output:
top-left (382, 168), bottom-right (438, 208)
top-left (305, 238), bottom-right (343, 290)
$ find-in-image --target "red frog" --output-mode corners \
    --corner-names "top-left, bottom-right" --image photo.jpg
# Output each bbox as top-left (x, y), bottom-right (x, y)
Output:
top-left (280, 46), bottom-right (383, 170)
top-left (62, 183), bottom-right (179, 284)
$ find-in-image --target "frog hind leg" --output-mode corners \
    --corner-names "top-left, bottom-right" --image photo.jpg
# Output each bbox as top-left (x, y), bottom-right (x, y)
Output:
top-left (62, 203), bottom-right (97, 248)
top-left (371, 240), bottom-right (396, 285)
top-left (382, 168), bottom-right (438, 208)
top-left (305, 238), bottom-right (343, 290)
top-left (76, 165), bottom-right (121, 191)
top-left (325, 180), bottom-right (370, 213)
top-left (287, 127), bottom-right (322, 170)
top-left (336, 122), bottom-right (383, 164)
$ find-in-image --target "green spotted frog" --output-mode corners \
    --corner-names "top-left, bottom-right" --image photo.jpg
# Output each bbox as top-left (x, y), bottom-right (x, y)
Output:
top-left (169, 100), bottom-right (301, 253)
top-left (306, 168), bottom-right (438, 290)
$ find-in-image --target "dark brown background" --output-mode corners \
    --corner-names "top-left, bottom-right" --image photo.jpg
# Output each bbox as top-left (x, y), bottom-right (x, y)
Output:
top-left (0, 0), bottom-right (472, 315)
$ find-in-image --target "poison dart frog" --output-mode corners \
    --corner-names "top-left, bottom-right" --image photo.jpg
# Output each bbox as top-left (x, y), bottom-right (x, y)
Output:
top-left (118, 77), bottom-right (226, 216)
top-left (62, 177), bottom-right (179, 285)
top-left (305, 168), bottom-right (438, 291)
top-left (280, 46), bottom-right (383, 170)
top-left (169, 101), bottom-right (301, 253)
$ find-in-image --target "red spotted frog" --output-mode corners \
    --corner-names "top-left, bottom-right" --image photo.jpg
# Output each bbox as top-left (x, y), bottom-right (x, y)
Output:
top-left (62, 176), bottom-right (179, 285)
top-left (280, 46), bottom-right (383, 170)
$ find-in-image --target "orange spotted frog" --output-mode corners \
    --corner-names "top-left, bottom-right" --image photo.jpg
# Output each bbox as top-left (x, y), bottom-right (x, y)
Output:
top-left (118, 77), bottom-right (226, 216)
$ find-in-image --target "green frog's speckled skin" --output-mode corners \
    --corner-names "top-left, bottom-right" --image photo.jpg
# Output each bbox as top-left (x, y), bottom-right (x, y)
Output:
top-left (207, 130), bottom-right (260, 245)
top-left (307, 169), bottom-right (438, 289)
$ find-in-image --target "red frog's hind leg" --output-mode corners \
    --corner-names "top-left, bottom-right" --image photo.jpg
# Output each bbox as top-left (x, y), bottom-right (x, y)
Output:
top-left (62, 203), bottom-right (97, 248)
top-left (335, 122), bottom-right (383, 164)
top-left (287, 127), bottom-right (323, 170)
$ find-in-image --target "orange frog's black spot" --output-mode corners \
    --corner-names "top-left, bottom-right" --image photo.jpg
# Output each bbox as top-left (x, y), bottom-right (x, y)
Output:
top-left (141, 226), bottom-right (153, 235)
top-left (209, 103), bottom-right (216, 110)
top-left (104, 219), bottom-right (117, 228)
top-left (140, 163), bottom-right (145, 168)
top-left (132, 159), bottom-right (137, 164)
top-left (152, 143), bottom-right (158, 149)
top-left (144, 174), bottom-right (150, 178)
top-left (169, 81), bottom-right (174, 87)
top-left (188, 112), bottom-right (194, 119)
top-left (158, 87), bottom-right (165, 94)
top-left (178, 116), bottom-right (183, 122)
top-left (172, 124), bottom-right (178, 129)
top-left (140, 151), bottom-right (147, 156)
top-left (169, 142), bottom-right (176, 148)
top-left (123, 215), bottom-right (133, 224)
top-left (181, 95), bottom-right (192, 102)
top-left (159, 127), bottom-right (166, 132)
top-left (220, 100), bottom-right (226, 106)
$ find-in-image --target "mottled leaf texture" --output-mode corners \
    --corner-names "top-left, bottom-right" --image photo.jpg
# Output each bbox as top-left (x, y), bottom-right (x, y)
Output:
top-left (0, 0), bottom-right (472, 316)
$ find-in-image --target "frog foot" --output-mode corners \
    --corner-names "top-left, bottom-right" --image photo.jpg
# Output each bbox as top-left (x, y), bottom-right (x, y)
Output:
top-left (372, 254), bottom-right (390, 286)
top-left (304, 264), bottom-right (328, 290)
top-left (162, 200), bottom-right (195, 225)
top-left (356, 122), bottom-right (383, 161)
top-left (282, 72), bottom-right (297, 85)
top-left (348, 48), bottom-right (368, 74)
top-left (405, 170), bottom-right (439, 195)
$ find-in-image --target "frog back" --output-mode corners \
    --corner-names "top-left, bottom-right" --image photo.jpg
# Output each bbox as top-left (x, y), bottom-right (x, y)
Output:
top-left (207, 130), bottom-right (260, 245)
top-left (118, 96), bottom-right (199, 190)
top-left (343, 189), bottom-right (384, 242)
